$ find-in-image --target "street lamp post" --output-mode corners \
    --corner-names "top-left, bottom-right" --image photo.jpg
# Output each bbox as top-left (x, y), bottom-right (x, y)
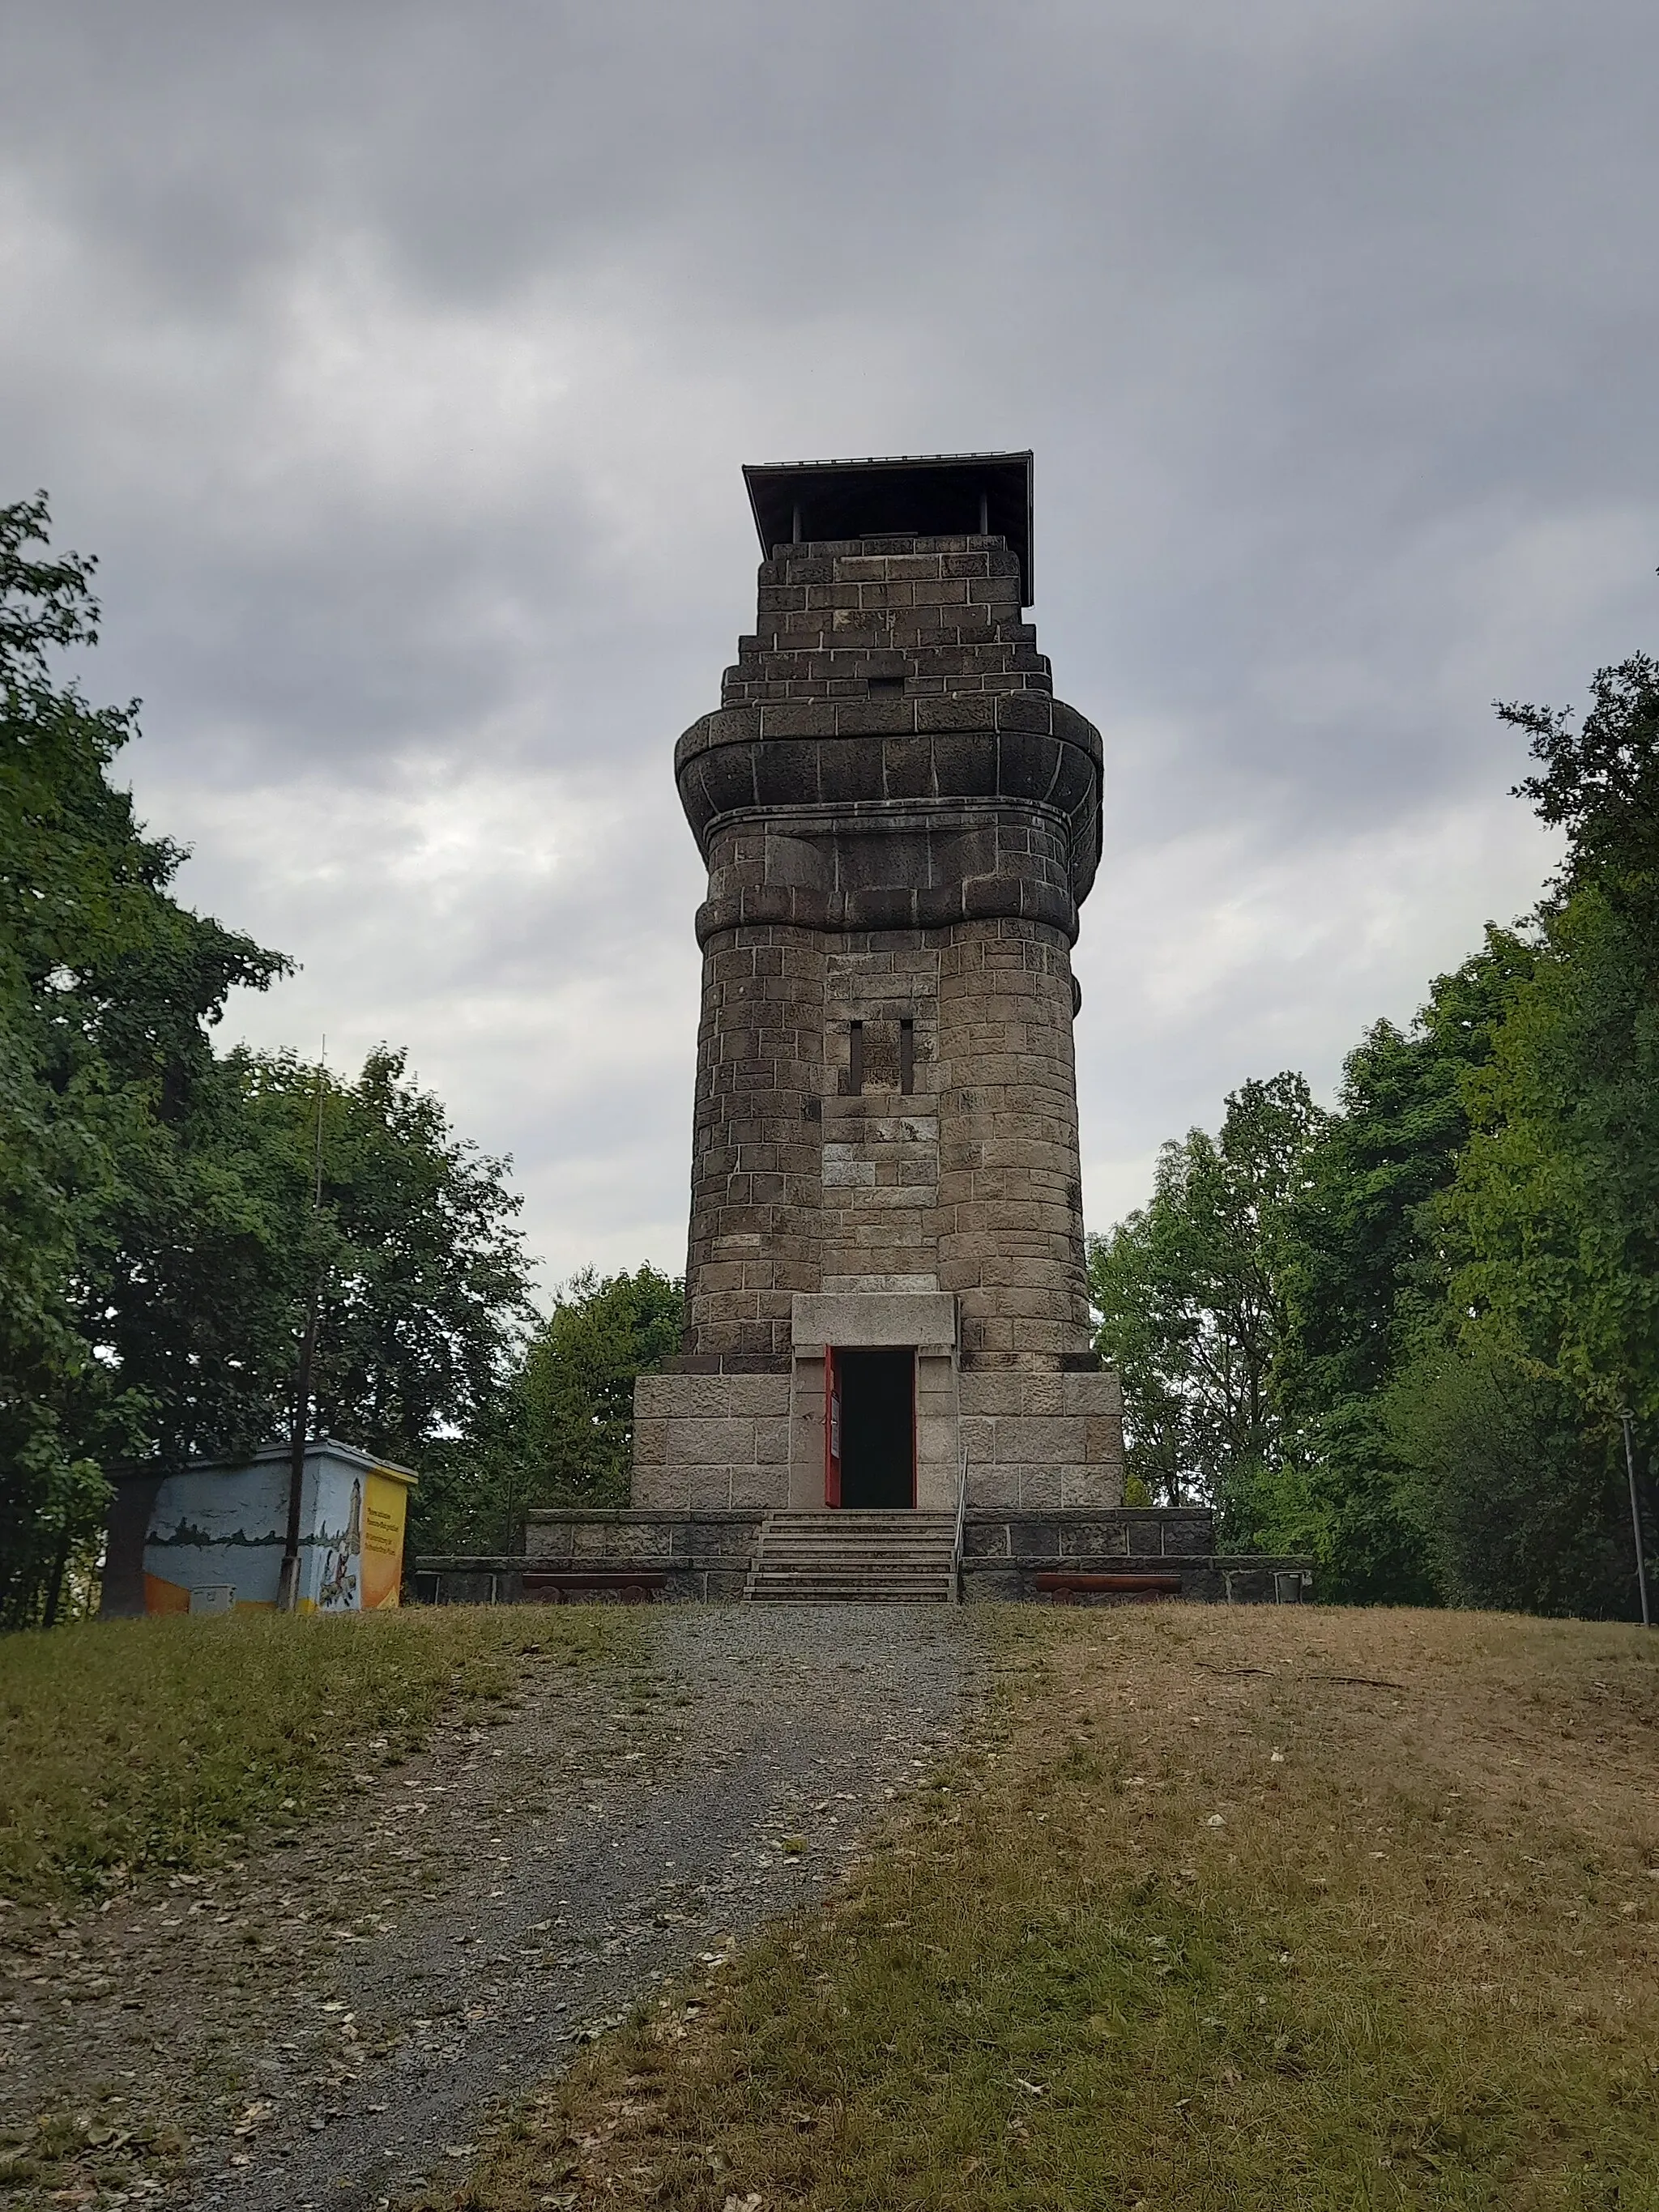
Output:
top-left (1618, 1410), bottom-right (1652, 1630)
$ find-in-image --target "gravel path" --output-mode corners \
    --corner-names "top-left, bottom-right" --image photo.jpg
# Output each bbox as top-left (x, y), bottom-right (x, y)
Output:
top-left (2, 1605), bottom-right (977, 2210)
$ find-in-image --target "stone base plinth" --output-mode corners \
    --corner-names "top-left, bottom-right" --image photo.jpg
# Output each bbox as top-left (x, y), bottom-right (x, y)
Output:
top-left (632, 1375), bottom-right (792, 1512)
top-left (958, 1368), bottom-right (1125, 1510)
top-left (632, 1294), bottom-right (1127, 1517)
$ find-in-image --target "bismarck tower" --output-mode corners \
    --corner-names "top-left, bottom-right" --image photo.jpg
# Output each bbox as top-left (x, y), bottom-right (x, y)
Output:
top-left (633, 452), bottom-right (1127, 1525)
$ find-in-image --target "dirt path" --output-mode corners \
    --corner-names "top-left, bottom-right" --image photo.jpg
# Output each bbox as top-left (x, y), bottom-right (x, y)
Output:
top-left (0, 1605), bottom-right (977, 2210)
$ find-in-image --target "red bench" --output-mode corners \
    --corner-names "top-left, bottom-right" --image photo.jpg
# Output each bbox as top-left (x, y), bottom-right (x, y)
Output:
top-left (1034, 1571), bottom-right (1182, 1605)
top-left (522, 1571), bottom-right (668, 1605)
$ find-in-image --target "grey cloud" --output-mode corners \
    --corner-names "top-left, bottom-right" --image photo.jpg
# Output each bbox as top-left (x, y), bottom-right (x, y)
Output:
top-left (2, 0), bottom-right (1653, 1279)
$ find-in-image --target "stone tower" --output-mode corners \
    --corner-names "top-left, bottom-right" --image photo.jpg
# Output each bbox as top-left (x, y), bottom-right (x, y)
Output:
top-left (633, 453), bottom-right (1124, 1518)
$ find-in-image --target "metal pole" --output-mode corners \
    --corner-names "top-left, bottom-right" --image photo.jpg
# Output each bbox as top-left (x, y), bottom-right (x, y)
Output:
top-left (1620, 1410), bottom-right (1651, 1630)
top-left (278, 1048), bottom-right (328, 1613)
top-left (277, 1292), bottom-right (318, 1612)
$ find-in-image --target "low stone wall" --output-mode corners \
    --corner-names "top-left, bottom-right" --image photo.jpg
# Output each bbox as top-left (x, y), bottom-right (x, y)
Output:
top-left (958, 1506), bottom-right (1310, 1602)
top-left (963, 1506), bottom-right (1213, 1560)
top-left (418, 1503), bottom-right (1311, 1607)
top-left (530, 1509), bottom-right (763, 1600)
top-left (415, 1556), bottom-right (532, 1606)
top-left (418, 1513), bottom-right (765, 1604)
top-left (961, 1553), bottom-right (1314, 1605)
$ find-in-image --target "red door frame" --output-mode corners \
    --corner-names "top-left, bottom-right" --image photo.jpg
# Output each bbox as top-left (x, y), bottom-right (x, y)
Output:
top-left (824, 1343), bottom-right (842, 1507)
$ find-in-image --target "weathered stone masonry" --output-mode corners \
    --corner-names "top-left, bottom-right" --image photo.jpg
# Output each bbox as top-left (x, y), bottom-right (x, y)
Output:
top-left (635, 453), bottom-right (1126, 1517)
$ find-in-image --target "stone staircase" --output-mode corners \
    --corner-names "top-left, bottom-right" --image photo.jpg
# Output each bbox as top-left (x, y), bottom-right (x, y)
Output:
top-left (744, 1511), bottom-right (958, 1603)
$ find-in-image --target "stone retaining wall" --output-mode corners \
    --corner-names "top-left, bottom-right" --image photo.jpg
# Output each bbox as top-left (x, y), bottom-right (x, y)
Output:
top-left (418, 1503), bottom-right (1312, 1608)
top-left (423, 1511), bottom-right (766, 1604)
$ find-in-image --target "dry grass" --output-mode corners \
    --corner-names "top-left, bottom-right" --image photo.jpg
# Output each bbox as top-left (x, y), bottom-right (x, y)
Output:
top-left (0, 1605), bottom-right (640, 1904)
top-left (441, 1606), bottom-right (1659, 2212)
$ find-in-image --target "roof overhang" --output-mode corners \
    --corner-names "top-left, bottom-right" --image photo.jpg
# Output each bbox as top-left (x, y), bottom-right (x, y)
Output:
top-left (743, 450), bottom-right (1034, 606)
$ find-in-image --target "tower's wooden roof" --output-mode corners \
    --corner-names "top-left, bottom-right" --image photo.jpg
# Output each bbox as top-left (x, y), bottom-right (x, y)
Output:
top-left (743, 451), bottom-right (1034, 606)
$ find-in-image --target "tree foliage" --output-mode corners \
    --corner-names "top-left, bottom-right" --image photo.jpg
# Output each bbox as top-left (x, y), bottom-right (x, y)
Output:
top-left (1093, 623), bottom-right (1659, 1617)
top-left (410, 1266), bottom-right (683, 1558)
top-left (0, 498), bottom-right (537, 1626)
top-left (518, 1266), bottom-right (683, 1511)
top-left (228, 1046), bottom-right (536, 1465)
top-left (1504, 650), bottom-right (1659, 912)
top-left (0, 494), bottom-right (288, 1624)
top-left (1089, 1075), bottom-right (1322, 1516)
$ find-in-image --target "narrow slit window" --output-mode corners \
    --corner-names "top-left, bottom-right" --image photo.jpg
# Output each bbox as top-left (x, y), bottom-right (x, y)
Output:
top-left (848, 1020), bottom-right (864, 1096)
top-left (899, 1018), bottom-right (915, 1096)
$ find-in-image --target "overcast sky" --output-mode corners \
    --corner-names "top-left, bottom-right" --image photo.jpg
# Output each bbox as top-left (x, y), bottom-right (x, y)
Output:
top-left (6, 0), bottom-right (1656, 1295)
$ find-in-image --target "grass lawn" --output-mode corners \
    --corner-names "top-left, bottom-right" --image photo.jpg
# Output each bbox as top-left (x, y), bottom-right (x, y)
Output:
top-left (0, 1605), bottom-right (640, 1905)
top-left (448, 1605), bottom-right (1659, 2212)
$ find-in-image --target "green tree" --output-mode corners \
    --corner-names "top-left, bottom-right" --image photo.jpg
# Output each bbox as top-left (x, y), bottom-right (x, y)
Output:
top-left (1504, 648), bottom-right (1659, 914)
top-left (518, 1266), bottom-right (684, 1512)
top-left (1089, 1075), bottom-right (1322, 1516)
top-left (1256, 935), bottom-right (1534, 1604)
top-left (1, 497), bottom-right (541, 1624)
top-left (228, 1045), bottom-right (536, 1468)
top-left (1375, 649), bottom-right (1659, 1617)
top-left (407, 1264), bottom-right (683, 1558)
top-left (1400, 888), bottom-right (1659, 1615)
top-left (0, 495), bottom-right (288, 1625)
top-left (1277, 936), bottom-right (1533, 1413)
top-left (1386, 1343), bottom-right (1631, 1616)
top-left (1088, 624), bottom-right (1659, 1617)
top-left (1312, 646), bottom-right (1659, 1617)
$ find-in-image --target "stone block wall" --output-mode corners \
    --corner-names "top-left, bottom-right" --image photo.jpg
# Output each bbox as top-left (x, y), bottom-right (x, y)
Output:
top-left (678, 914), bottom-right (1093, 1372)
top-left (670, 531), bottom-right (1106, 1381)
top-left (959, 1367), bottom-right (1125, 1509)
top-left (720, 533), bottom-right (1044, 710)
top-left (505, 1511), bottom-right (765, 1600)
top-left (962, 1506), bottom-right (1213, 1565)
top-left (820, 939), bottom-right (941, 1296)
top-left (936, 923), bottom-right (1090, 1364)
top-left (957, 1507), bottom-right (1313, 1604)
top-left (632, 1371), bottom-right (791, 1511)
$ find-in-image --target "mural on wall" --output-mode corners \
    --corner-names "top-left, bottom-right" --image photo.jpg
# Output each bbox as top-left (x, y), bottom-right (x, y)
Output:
top-left (130, 1444), bottom-right (416, 1614)
top-left (318, 1477), bottom-right (363, 1612)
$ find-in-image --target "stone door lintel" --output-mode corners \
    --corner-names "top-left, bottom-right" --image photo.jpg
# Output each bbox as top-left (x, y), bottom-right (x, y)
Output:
top-left (790, 1289), bottom-right (958, 1352)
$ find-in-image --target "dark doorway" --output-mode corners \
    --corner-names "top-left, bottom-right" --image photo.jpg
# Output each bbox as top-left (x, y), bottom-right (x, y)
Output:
top-left (835, 1348), bottom-right (915, 1508)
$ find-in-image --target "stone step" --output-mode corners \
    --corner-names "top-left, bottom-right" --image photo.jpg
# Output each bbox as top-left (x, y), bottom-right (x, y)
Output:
top-left (756, 1592), bottom-right (960, 1610)
top-left (747, 1548), bottom-right (955, 1566)
top-left (749, 1564), bottom-right (953, 1583)
top-left (749, 1576), bottom-right (953, 1592)
top-left (757, 1516), bottom-right (952, 1535)
top-left (761, 1517), bottom-right (954, 1534)
top-left (752, 1537), bottom-right (954, 1554)
top-left (749, 1559), bottom-right (953, 1578)
top-left (745, 1508), bottom-right (957, 1604)
top-left (752, 1538), bottom-right (955, 1555)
